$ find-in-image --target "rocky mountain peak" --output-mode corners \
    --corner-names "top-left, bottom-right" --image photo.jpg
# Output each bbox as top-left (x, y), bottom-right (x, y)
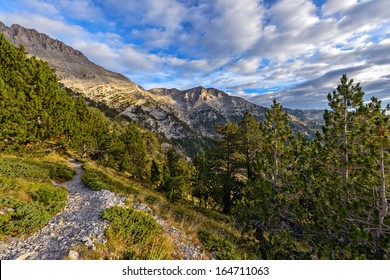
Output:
top-left (0, 22), bottom-right (130, 83)
top-left (0, 21), bottom-right (7, 31)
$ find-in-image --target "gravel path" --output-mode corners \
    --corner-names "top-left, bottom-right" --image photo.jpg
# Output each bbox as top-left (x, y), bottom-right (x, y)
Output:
top-left (0, 161), bottom-right (127, 260)
top-left (0, 160), bottom-right (209, 260)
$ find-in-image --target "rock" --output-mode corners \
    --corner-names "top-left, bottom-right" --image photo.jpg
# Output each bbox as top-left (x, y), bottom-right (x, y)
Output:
top-left (68, 250), bottom-right (79, 260)
top-left (0, 207), bottom-right (14, 215)
top-left (16, 251), bottom-right (34, 260)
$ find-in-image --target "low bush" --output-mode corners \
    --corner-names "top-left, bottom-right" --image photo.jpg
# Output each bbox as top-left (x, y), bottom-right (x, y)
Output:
top-left (198, 230), bottom-right (237, 260)
top-left (81, 164), bottom-right (139, 195)
top-left (0, 157), bottom-right (75, 182)
top-left (0, 179), bottom-right (68, 239)
top-left (96, 206), bottom-right (173, 260)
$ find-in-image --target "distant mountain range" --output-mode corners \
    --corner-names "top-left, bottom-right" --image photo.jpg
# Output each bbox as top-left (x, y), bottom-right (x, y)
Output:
top-left (0, 22), bottom-right (324, 155)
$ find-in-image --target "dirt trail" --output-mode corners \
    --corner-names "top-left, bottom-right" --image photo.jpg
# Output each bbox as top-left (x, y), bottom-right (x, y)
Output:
top-left (0, 161), bottom-right (127, 260)
top-left (0, 160), bottom-right (208, 260)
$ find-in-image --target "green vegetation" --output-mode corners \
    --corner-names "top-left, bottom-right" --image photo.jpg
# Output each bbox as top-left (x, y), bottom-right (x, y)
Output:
top-left (81, 163), bottom-right (139, 195)
top-left (0, 33), bottom-right (388, 259)
top-left (98, 206), bottom-right (173, 260)
top-left (198, 230), bottom-right (237, 260)
top-left (0, 156), bottom-right (69, 239)
top-left (195, 74), bottom-right (389, 259)
top-left (0, 157), bottom-right (75, 182)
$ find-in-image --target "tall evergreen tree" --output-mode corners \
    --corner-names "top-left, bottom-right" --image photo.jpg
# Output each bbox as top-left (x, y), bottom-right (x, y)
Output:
top-left (239, 112), bottom-right (262, 180)
top-left (258, 100), bottom-right (295, 190)
top-left (211, 122), bottom-right (245, 214)
top-left (119, 122), bottom-right (148, 179)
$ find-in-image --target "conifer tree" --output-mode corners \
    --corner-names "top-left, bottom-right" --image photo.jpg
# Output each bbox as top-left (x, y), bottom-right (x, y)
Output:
top-left (211, 122), bottom-right (245, 214)
top-left (150, 159), bottom-right (161, 185)
top-left (318, 74), bottom-right (366, 247)
top-left (119, 122), bottom-right (148, 179)
top-left (192, 150), bottom-right (215, 207)
top-left (259, 100), bottom-right (295, 190)
top-left (239, 112), bottom-right (262, 180)
top-left (361, 98), bottom-right (390, 256)
top-left (159, 148), bottom-right (192, 202)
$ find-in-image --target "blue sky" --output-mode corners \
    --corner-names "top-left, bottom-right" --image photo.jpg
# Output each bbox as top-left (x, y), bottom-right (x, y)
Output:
top-left (0, 0), bottom-right (389, 109)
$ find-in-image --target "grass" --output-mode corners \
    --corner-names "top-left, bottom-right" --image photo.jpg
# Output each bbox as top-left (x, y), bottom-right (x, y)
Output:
top-left (0, 179), bottom-right (68, 239)
top-left (81, 163), bottom-right (139, 195)
top-left (0, 154), bottom-right (72, 240)
top-left (0, 156), bottom-right (76, 183)
top-left (77, 206), bottom-right (174, 260)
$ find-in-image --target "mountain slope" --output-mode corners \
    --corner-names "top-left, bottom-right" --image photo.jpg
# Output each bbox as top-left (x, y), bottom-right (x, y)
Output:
top-left (0, 23), bottom-right (129, 83)
top-left (1, 22), bottom-right (323, 155)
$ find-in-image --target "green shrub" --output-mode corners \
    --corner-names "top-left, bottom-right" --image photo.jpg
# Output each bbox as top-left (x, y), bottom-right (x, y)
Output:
top-left (102, 207), bottom-right (161, 243)
top-left (198, 230), bottom-right (237, 260)
top-left (11, 202), bottom-right (51, 234)
top-left (81, 164), bottom-right (138, 195)
top-left (32, 185), bottom-right (68, 215)
top-left (47, 162), bottom-right (76, 182)
top-left (101, 206), bottom-right (172, 259)
top-left (0, 158), bottom-right (47, 181)
top-left (0, 158), bottom-right (75, 182)
top-left (0, 184), bottom-right (67, 239)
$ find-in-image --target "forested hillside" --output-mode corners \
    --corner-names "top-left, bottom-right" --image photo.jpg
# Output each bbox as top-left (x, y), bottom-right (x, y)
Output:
top-left (0, 33), bottom-right (389, 259)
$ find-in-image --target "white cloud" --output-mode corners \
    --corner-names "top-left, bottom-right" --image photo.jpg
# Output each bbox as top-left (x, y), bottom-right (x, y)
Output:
top-left (183, 0), bottom-right (263, 59)
top-left (23, 0), bottom-right (60, 17)
top-left (1, 0), bottom-right (389, 109)
top-left (0, 12), bottom-right (89, 41)
top-left (268, 0), bottom-right (319, 34)
top-left (321, 0), bottom-right (358, 16)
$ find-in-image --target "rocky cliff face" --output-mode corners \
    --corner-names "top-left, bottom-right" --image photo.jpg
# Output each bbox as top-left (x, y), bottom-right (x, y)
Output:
top-left (149, 87), bottom-right (268, 138)
top-left (1, 22), bottom-right (323, 155)
top-left (0, 23), bottom-right (129, 83)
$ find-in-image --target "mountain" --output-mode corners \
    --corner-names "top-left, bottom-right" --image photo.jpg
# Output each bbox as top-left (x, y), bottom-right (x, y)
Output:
top-left (0, 23), bottom-right (129, 83)
top-left (0, 22), bottom-right (323, 155)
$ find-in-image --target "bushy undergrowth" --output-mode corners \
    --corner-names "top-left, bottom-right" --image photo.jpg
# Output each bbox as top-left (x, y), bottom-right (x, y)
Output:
top-left (0, 156), bottom-right (71, 239)
top-left (81, 164), bottom-right (139, 195)
top-left (80, 206), bottom-right (173, 260)
top-left (0, 182), bottom-right (67, 239)
top-left (197, 230), bottom-right (237, 260)
top-left (0, 157), bottom-right (75, 182)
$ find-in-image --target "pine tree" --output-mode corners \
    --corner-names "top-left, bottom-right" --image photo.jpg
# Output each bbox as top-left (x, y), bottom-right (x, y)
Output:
top-left (192, 150), bottom-right (215, 207)
top-left (158, 148), bottom-right (192, 202)
top-left (318, 74), bottom-right (366, 247)
top-left (258, 100), bottom-right (295, 190)
top-left (150, 159), bottom-right (161, 185)
top-left (361, 98), bottom-right (390, 256)
top-left (239, 112), bottom-right (262, 180)
top-left (211, 122), bottom-right (245, 214)
top-left (119, 122), bottom-right (148, 179)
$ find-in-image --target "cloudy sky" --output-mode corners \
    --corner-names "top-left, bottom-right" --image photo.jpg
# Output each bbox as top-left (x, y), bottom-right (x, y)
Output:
top-left (0, 0), bottom-right (389, 109)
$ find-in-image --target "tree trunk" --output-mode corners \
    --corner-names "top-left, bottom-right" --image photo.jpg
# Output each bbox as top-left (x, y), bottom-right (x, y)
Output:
top-left (273, 128), bottom-right (278, 190)
top-left (342, 105), bottom-right (348, 201)
top-left (376, 145), bottom-right (388, 255)
top-left (82, 144), bottom-right (87, 158)
top-left (222, 185), bottom-right (232, 214)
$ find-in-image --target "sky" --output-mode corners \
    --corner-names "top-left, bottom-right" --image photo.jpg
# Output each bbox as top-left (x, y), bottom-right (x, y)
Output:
top-left (0, 0), bottom-right (389, 109)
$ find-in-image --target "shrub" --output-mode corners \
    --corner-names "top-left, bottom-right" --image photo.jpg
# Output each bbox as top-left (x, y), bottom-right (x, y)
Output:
top-left (81, 164), bottom-right (138, 195)
top-left (0, 157), bottom-right (75, 182)
top-left (198, 230), bottom-right (237, 260)
top-left (0, 183), bottom-right (67, 239)
top-left (100, 206), bottom-right (173, 260)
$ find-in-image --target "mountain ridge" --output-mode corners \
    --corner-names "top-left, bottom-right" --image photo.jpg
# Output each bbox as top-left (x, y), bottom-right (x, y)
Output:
top-left (0, 22), bottom-right (130, 83)
top-left (0, 22), bottom-right (323, 155)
